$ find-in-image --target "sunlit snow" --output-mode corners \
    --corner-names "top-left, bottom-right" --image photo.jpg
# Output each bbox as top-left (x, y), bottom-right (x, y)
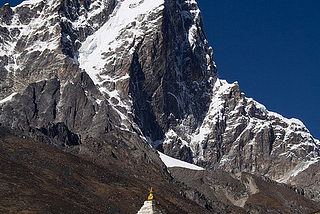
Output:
top-left (0, 93), bottom-right (17, 104)
top-left (158, 151), bottom-right (204, 170)
top-left (79, 0), bottom-right (164, 84)
top-left (13, 0), bottom-right (43, 7)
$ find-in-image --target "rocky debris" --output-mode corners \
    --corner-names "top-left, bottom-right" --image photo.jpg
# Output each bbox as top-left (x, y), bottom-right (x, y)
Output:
top-left (37, 122), bottom-right (80, 147)
top-left (170, 167), bottom-right (320, 213)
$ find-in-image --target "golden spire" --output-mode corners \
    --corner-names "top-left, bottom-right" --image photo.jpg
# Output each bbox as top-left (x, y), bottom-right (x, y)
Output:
top-left (147, 187), bottom-right (153, 200)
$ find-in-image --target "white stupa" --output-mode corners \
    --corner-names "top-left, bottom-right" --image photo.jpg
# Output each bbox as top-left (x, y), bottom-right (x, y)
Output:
top-left (137, 188), bottom-right (163, 214)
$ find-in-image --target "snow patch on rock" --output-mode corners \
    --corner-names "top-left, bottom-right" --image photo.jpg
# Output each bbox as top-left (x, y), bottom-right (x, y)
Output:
top-left (277, 158), bottom-right (320, 183)
top-left (0, 92), bottom-right (17, 104)
top-left (158, 151), bottom-right (204, 170)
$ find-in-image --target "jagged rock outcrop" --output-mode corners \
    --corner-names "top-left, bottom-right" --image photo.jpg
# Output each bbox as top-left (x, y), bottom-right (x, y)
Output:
top-left (161, 79), bottom-right (320, 200)
top-left (0, 3), bottom-right (12, 25)
top-left (128, 0), bottom-right (216, 141)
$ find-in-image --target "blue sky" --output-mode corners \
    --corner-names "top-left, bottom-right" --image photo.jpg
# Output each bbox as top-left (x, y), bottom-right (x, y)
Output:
top-left (197, 0), bottom-right (320, 140)
top-left (2, 0), bottom-right (319, 140)
top-left (1, 0), bottom-right (20, 6)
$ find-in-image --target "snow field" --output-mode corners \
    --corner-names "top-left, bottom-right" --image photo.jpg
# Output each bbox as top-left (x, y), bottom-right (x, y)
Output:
top-left (158, 151), bottom-right (204, 170)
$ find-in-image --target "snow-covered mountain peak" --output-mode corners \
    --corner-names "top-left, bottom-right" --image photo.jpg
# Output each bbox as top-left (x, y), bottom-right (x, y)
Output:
top-left (13, 0), bottom-right (46, 8)
top-left (162, 78), bottom-right (320, 183)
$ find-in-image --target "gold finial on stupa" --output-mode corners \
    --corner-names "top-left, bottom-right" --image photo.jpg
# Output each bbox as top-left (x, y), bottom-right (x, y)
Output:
top-left (147, 187), bottom-right (153, 200)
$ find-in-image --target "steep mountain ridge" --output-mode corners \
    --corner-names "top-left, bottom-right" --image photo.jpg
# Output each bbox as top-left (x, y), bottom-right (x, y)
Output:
top-left (161, 79), bottom-right (320, 181)
top-left (0, 0), bottom-right (319, 210)
top-left (159, 75), bottom-right (319, 200)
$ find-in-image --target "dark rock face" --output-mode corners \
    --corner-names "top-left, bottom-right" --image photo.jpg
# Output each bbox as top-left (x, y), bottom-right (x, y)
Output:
top-left (0, 78), bottom-right (60, 128)
top-left (58, 79), bottom-right (96, 132)
top-left (158, 0), bottom-right (216, 131)
top-left (0, 71), bottom-right (121, 146)
top-left (129, 0), bottom-right (217, 141)
top-left (38, 122), bottom-right (80, 147)
top-left (129, 49), bottom-right (165, 141)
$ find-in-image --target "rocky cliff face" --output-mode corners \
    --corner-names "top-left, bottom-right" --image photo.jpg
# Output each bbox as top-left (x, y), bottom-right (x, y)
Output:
top-left (0, 0), bottom-right (116, 100)
top-left (0, 0), bottom-right (319, 208)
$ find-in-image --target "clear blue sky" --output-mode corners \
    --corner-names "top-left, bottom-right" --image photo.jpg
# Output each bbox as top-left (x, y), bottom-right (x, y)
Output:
top-left (2, 0), bottom-right (319, 140)
top-left (197, 0), bottom-right (320, 140)
top-left (1, 0), bottom-right (20, 6)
